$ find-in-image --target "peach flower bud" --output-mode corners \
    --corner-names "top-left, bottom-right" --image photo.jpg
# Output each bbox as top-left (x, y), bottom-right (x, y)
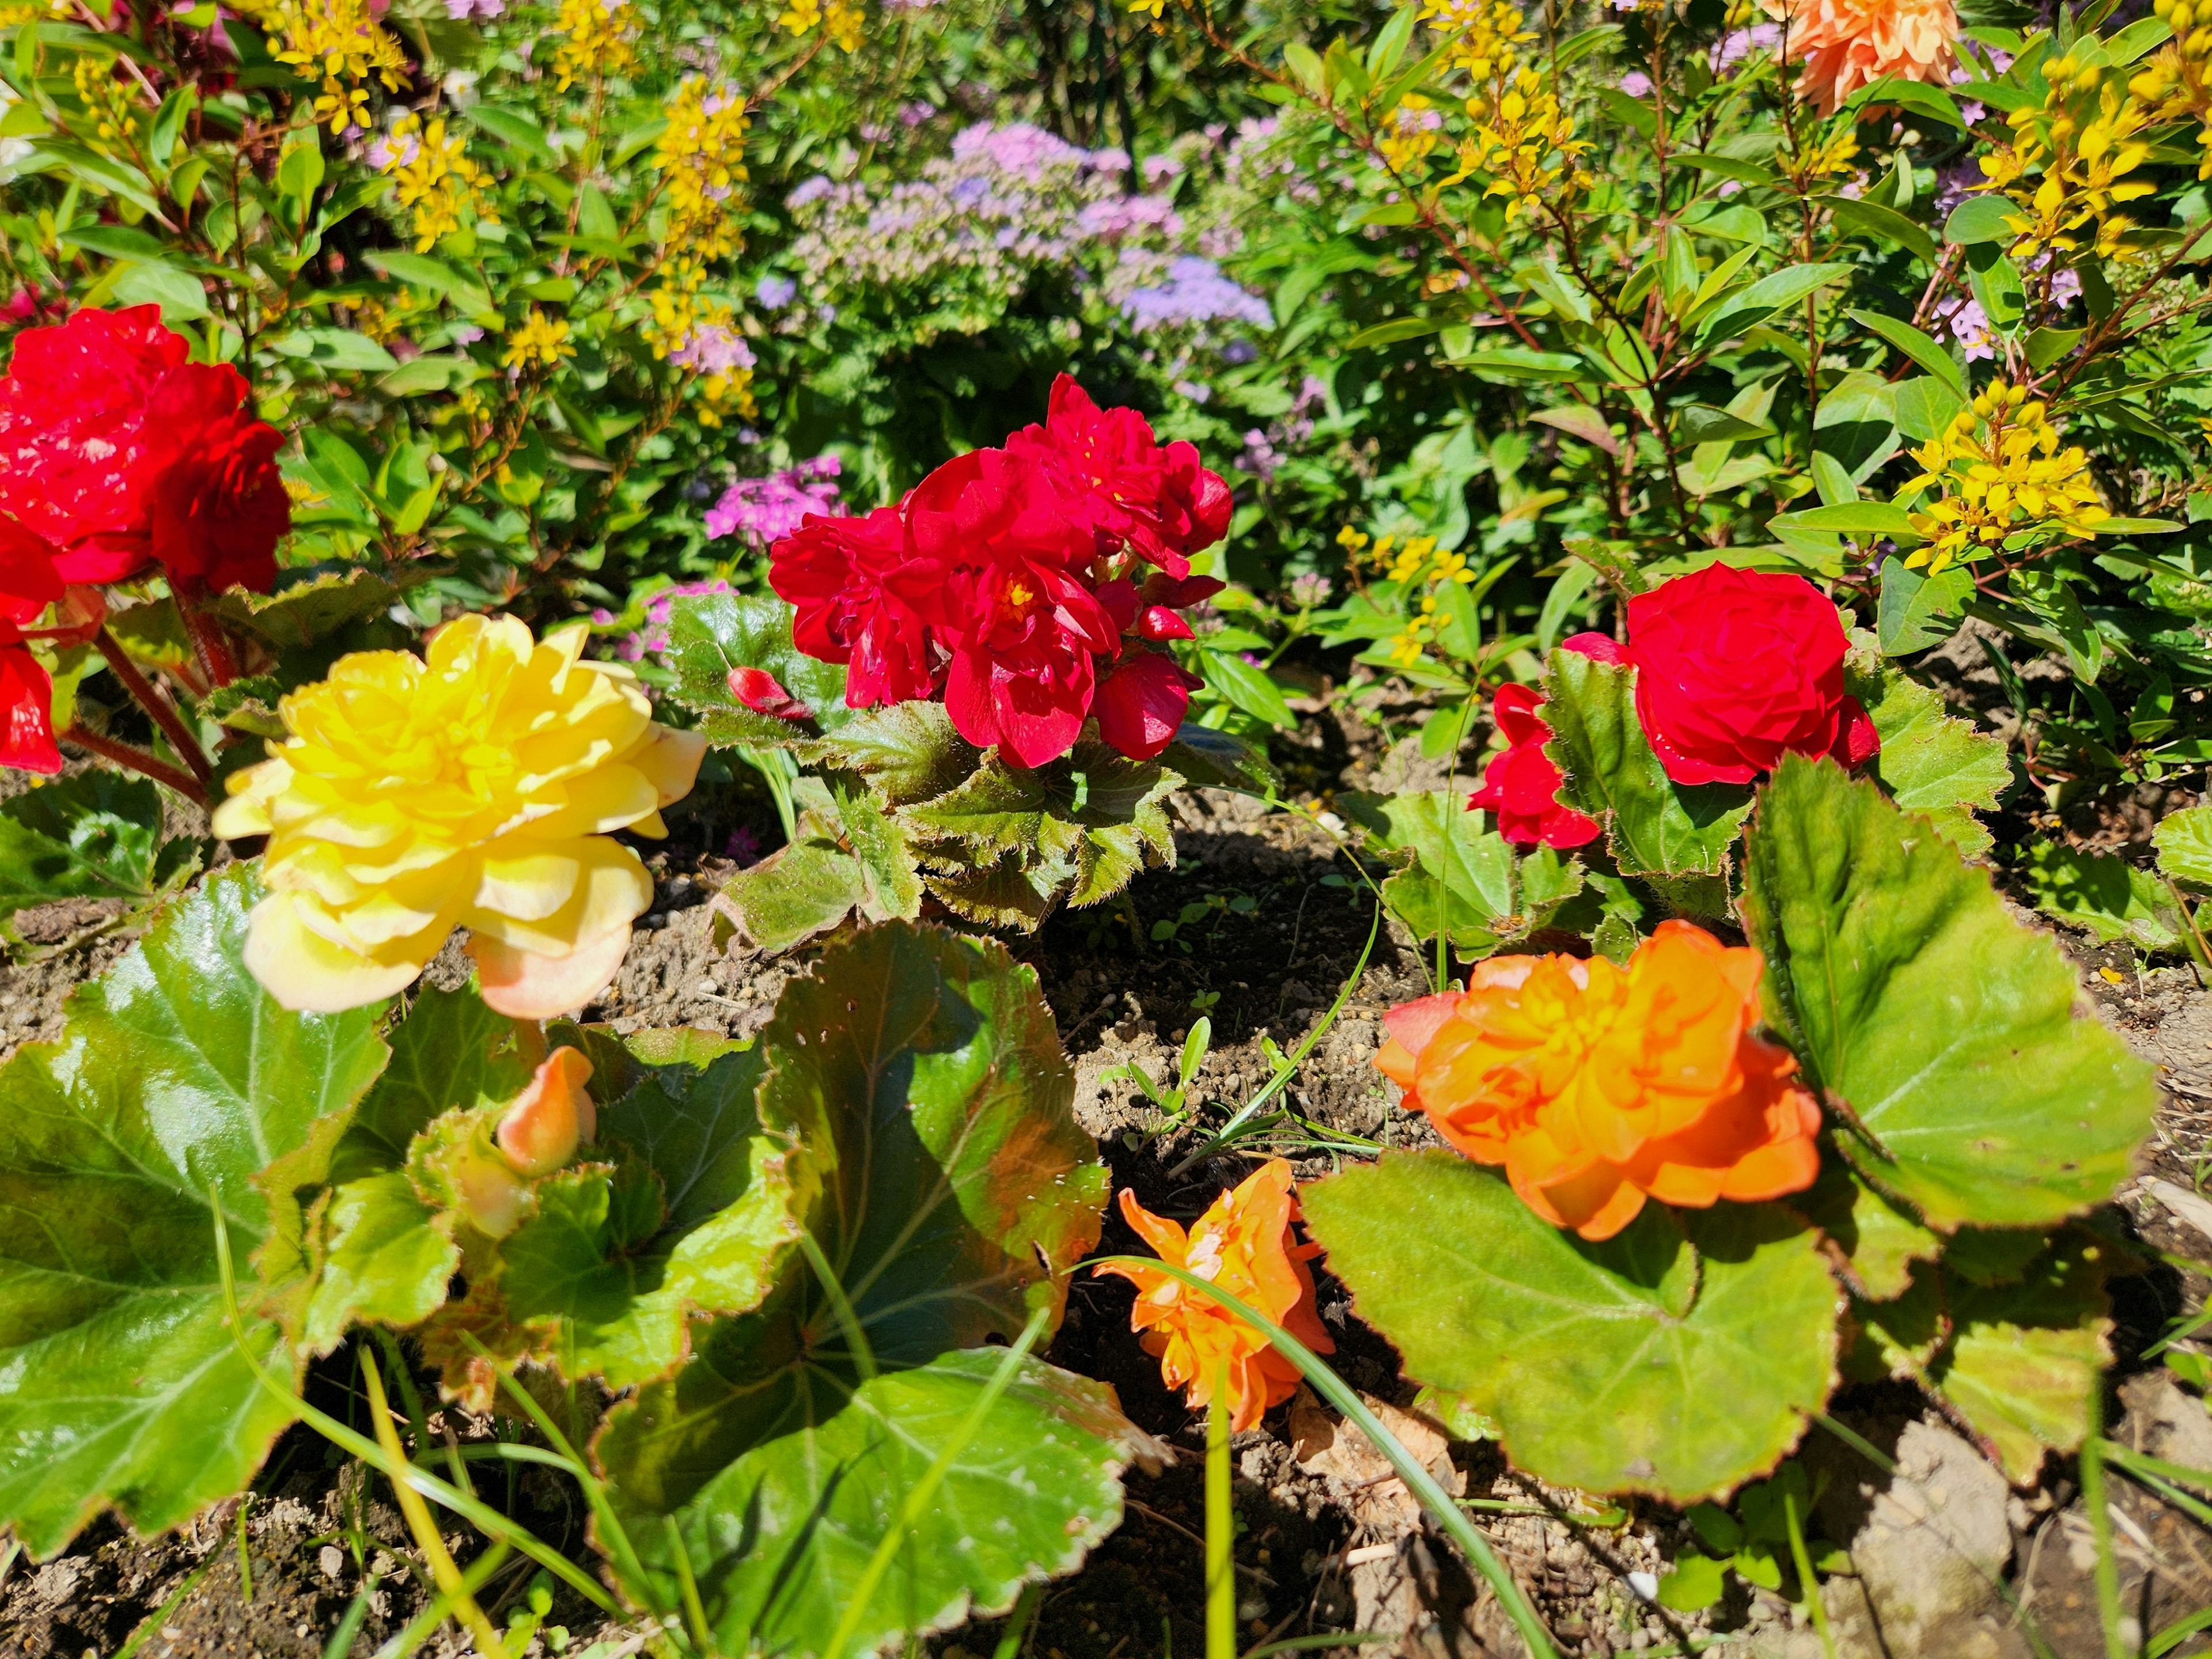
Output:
top-left (496, 1046), bottom-right (596, 1177)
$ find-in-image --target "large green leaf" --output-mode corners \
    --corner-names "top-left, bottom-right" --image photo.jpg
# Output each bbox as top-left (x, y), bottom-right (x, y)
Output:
top-left (596, 922), bottom-right (1108, 1513)
top-left (1337, 790), bottom-right (1583, 952)
top-left (1540, 649), bottom-right (1752, 879)
top-left (1844, 647), bottom-right (2010, 857)
top-left (1741, 756), bottom-right (2156, 1229)
top-left (1302, 1153), bottom-right (1842, 1501)
top-left (490, 1031), bottom-right (810, 1388)
top-left (812, 700), bottom-right (979, 806)
top-left (711, 775), bottom-right (923, 955)
top-left (1162, 722), bottom-right (1278, 794)
top-left (1930, 1240), bottom-right (2109, 1482)
top-left (1797, 1161), bottom-right (1941, 1303)
top-left (210, 565), bottom-right (414, 653)
top-left (665, 592), bottom-right (853, 744)
top-left (2154, 805), bottom-right (2212, 887)
top-left (2020, 842), bottom-right (2188, 954)
top-left (0, 868), bottom-right (390, 1556)
top-left (0, 772), bottom-right (203, 919)
top-left (632, 1349), bottom-right (1141, 1658)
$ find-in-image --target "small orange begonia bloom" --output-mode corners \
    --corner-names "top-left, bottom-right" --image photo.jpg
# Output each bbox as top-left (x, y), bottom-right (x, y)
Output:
top-left (1094, 1160), bottom-right (1335, 1431)
top-left (1374, 921), bottom-right (1823, 1242)
top-left (1763, 0), bottom-right (1958, 115)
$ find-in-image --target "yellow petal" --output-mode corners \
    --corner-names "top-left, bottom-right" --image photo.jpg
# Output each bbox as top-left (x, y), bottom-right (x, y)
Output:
top-left (243, 891), bottom-right (427, 1013)
top-left (461, 836), bottom-right (651, 955)
top-left (472, 845), bottom-right (584, 923)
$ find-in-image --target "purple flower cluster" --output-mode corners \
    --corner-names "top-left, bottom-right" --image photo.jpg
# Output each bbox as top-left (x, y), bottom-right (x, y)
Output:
top-left (1121, 255), bottom-right (1272, 331)
top-left (667, 323), bottom-right (756, 376)
top-left (704, 454), bottom-right (846, 547)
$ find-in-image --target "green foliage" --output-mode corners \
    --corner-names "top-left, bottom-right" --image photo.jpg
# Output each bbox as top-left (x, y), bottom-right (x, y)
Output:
top-left (1541, 649), bottom-right (1752, 882)
top-left (666, 592), bottom-right (853, 746)
top-left (1844, 646), bottom-right (2010, 857)
top-left (1336, 788), bottom-right (1582, 953)
top-left (0, 868), bottom-right (388, 1557)
top-left (0, 772), bottom-right (205, 944)
top-left (2021, 840), bottom-right (2190, 953)
top-left (1743, 756), bottom-right (2157, 1230)
top-left (1302, 1152), bottom-right (1841, 1501)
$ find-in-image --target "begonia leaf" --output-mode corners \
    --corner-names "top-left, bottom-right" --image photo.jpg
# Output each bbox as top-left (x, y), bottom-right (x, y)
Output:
top-left (2020, 840), bottom-right (2188, 954)
top-left (1338, 790), bottom-right (1584, 952)
top-left (630, 1349), bottom-right (1142, 1659)
top-left (2154, 805), bottom-right (2212, 887)
top-left (596, 921), bottom-right (1108, 1513)
top-left (711, 788), bottom-right (915, 956)
top-left (1741, 756), bottom-right (2156, 1230)
top-left (211, 566), bottom-right (416, 653)
top-left (1301, 1152), bottom-right (1842, 1501)
top-left (0, 772), bottom-right (202, 923)
top-left (0, 867), bottom-right (389, 1557)
top-left (1931, 1238), bottom-right (2109, 1481)
top-left (1540, 648), bottom-right (1752, 879)
top-left (300, 1172), bottom-right (457, 1355)
top-left (1844, 646), bottom-right (2010, 857)
top-left (812, 700), bottom-right (980, 805)
top-left (1162, 722), bottom-right (1278, 794)
top-left (487, 1033), bottom-right (810, 1388)
top-left (664, 590), bottom-right (853, 743)
top-left (1798, 1160), bottom-right (1943, 1303)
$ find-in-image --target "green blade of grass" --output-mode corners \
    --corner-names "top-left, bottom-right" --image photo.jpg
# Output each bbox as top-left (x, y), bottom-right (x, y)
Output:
top-left (1171, 900), bottom-right (1380, 1177)
top-left (2079, 1391), bottom-right (2127, 1659)
top-left (1093, 1253), bottom-right (1558, 1659)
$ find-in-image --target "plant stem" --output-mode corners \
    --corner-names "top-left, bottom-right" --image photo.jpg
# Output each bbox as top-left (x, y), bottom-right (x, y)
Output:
top-left (1782, 1486), bottom-right (1836, 1659)
top-left (2080, 1388), bottom-right (2127, 1659)
top-left (1207, 1359), bottom-right (1235, 1659)
top-left (61, 723), bottom-right (209, 805)
top-left (179, 594), bottom-right (241, 690)
top-left (92, 627), bottom-right (214, 787)
top-left (359, 1347), bottom-right (509, 1659)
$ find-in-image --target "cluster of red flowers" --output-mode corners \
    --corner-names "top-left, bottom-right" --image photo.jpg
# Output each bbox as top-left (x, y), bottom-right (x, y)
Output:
top-left (0, 305), bottom-right (291, 774)
top-left (767, 375), bottom-right (1232, 767)
top-left (1471, 565), bottom-right (1881, 850)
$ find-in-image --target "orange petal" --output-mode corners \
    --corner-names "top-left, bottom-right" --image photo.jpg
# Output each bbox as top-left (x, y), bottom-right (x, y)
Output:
top-left (468, 916), bottom-right (634, 1019)
top-left (497, 1046), bottom-right (596, 1176)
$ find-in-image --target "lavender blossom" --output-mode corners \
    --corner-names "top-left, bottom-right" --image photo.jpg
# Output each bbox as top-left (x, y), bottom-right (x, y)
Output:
top-left (1122, 256), bottom-right (1272, 331)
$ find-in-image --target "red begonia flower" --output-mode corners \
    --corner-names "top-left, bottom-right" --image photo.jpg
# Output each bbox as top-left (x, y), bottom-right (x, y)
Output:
top-left (768, 505), bottom-right (941, 708)
top-left (0, 305), bottom-right (287, 591)
top-left (1467, 683), bottom-right (1601, 850)
top-left (1094, 650), bottom-right (1203, 761)
top-left (1008, 375), bottom-right (1233, 577)
top-left (0, 516), bottom-right (66, 775)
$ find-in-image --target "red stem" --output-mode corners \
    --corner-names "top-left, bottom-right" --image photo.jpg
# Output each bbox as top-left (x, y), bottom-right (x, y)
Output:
top-left (92, 627), bottom-right (215, 787)
top-left (178, 595), bottom-right (242, 690)
top-left (62, 724), bottom-right (209, 806)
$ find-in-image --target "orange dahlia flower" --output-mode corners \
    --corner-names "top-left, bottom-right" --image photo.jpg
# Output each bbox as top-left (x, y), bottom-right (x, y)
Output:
top-left (1764, 0), bottom-right (1957, 115)
top-left (1096, 1160), bottom-right (1335, 1431)
top-left (1374, 922), bottom-right (1823, 1241)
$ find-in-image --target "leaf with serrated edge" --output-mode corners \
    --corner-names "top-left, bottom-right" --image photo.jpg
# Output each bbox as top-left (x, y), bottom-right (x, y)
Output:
top-left (1741, 755), bottom-right (2157, 1229)
top-left (2156, 805), bottom-right (2212, 888)
top-left (1341, 791), bottom-right (1582, 950)
top-left (924, 853), bottom-right (1070, 929)
top-left (631, 1349), bottom-right (1141, 1658)
top-left (1162, 722), bottom-right (1278, 794)
top-left (815, 701), bottom-right (979, 805)
top-left (493, 1036), bottom-right (808, 1388)
top-left (665, 592), bottom-right (850, 743)
top-left (301, 1173), bottom-right (458, 1355)
top-left (1931, 1241), bottom-right (2109, 1481)
top-left (1301, 1152), bottom-right (1841, 1501)
top-left (0, 868), bottom-right (389, 1556)
top-left (829, 773), bottom-right (922, 919)
top-left (212, 566), bottom-right (412, 652)
top-left (2020, 842), bottom-right (2187, 953)
top-left (1541, 649), bottom-right (1752, 878)
top-left (1797, 1160), bottom-right (1941, 1302)
top-left (595, 922), bottom-right (1108, 1516)
top-left (1844, 645), bottom-right (2009, 857)
top-left (713, 820), bottom-right (874, 955)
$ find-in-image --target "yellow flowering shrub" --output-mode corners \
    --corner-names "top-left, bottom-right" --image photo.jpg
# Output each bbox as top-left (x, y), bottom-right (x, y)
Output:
top-left (247, 0), bottom-right (407, 136)
top-left (376, 114), bottom-right (500, 252)
top-left (504, 309), bottom-right (575, 370)
top-left (210, 616), bottom-right (706, 1017)
top-left (548, 0), bottom-right (642, 92)
top-left (1894, 380), bottom-right (2110, 573)
top-left (1981, 55), bottom-right (2156, 260)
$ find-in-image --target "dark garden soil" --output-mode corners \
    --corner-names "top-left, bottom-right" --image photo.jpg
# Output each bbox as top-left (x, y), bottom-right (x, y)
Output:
top-left (6, 676), bottom-right (2212, 1658)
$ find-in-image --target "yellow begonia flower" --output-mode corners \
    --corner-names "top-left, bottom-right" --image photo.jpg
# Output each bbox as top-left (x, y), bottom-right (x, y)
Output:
top-left (211, 615), bottom-right (706, 1019)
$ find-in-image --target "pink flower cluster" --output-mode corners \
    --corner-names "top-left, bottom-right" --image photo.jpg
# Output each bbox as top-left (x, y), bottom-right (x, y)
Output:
top-left (704, 456), bottom-right (844, 547)
top-left (767, 376), bottom-right (1231, 767)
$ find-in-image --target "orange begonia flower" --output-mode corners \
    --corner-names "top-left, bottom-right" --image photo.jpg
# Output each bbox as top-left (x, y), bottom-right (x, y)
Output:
top-left (1764, 0), bottom-right (1959, 115)
top-left (1374, 921), bottom-right (1823, 1241)
top-left (1094, 1160), bottom-right (1335, 1431)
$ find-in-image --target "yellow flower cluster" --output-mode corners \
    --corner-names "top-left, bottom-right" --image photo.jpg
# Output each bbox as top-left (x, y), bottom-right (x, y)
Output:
top-left (339, 290), bottom-right (417, 344)
top-left (1782, 123), bottom-right (1861, 190)
top-left (1447, 67), bottom-right (1593, 219)
top-left (1895, 380), bottom-right (2110, 573)
top-left (548, 0), bottom-right (641, 93)
top-left (1340, 527), bottom-right (1478, 666)
top-left (252, 0), bottom-right (407, 137)
top-left (1381, 94), bottom-right (1445, 172)
top-left (0, 1), bottom-right (73, 28)
top-left (1419, 0), bottom-right (1537, 79)
top-left (377, 113), bottom-right (499, 252)
top-left (1979, 54), bottom-right (2154, 260)
top-left (653, 77), bottom-right (750, 289)
top-left (505, 309), bottom-right (575, 370)
top-left (2131, 1), bottom-right (2212, 179)
top-left (777, 0), bottom-right (863, 52)
top-left (69, 55), bottom-right (142, 155)
top-left (211, 616), bottom-right (705, 1018)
